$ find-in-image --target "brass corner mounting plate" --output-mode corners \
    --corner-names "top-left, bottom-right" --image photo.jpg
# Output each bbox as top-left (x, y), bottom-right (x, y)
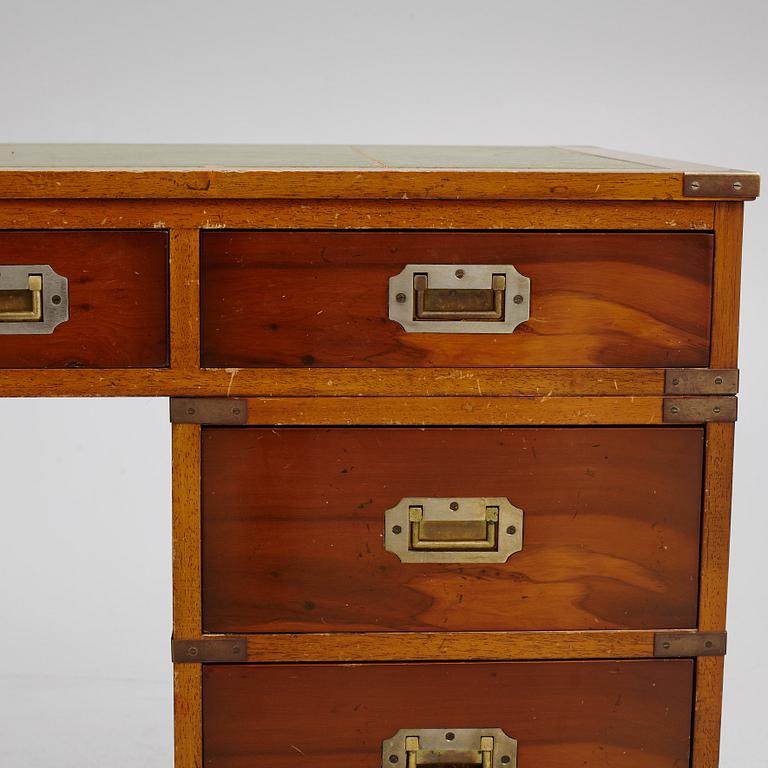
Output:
top-left (170, 398), bottom-right (248, 424)
top-left (172, 637), bottom-right (247, 663)
top-left (683, 172), bottom-right (760, 199)
top-left (663, 396), bottom-right (737, 423)
top-left (654, 632), bottom-right (726, 658)
top-left (665, 368), bottom-right (739, 396)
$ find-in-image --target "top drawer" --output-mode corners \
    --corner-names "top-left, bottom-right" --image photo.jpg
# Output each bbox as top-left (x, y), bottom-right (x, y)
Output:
top-left (200, 231), bottom-right (713, 368)
top-left (0, 231), bottom-right (168, 368)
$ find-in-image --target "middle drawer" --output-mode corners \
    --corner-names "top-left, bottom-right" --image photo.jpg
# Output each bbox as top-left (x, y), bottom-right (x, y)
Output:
top-left (202, 426), bottom-right (703, 633)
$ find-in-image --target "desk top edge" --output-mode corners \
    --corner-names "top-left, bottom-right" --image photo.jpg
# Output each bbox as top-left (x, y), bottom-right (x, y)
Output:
top-left (0, 144), bottom-right (758, 200)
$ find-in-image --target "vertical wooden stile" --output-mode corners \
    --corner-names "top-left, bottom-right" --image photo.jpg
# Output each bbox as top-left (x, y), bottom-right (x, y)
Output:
top-left (172, 423), bottom-right (202, 768)
top-left (170, 228), bottom-right (201, 370)
top-left (693, 201), bottom-right (744, 768)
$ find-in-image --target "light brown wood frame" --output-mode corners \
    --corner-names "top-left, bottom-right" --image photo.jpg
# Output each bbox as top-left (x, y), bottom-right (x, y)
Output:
top-left (0, 197), bottom-right (731, 398)
top-left (3, 198), bottom-right (741, 768)
top-left (171, 419), bottom-right (738, 767)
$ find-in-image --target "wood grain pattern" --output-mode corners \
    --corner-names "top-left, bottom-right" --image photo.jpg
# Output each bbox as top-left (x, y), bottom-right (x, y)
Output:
top-left (169, 229), bottom-right (200, 369)
top-left (710, 202), bottom-right (744, 368)
top-left (239, 630), bottom-right (663, 662)
top-left (0, 199), bottom-right (716, 231)
top-left (173, 664), bottom-right (201, 768)
top-left (693, 656), bottom-right (725, 768)
top-left (692, 424), bottom-right (735, 768)
top-left (172, 423), bottom-right (201, 637)
top-left (202, 427), bottom-right (703, 632)
top-left (172, 423), bottom-right (202, 768)
top-left (200, 231), bottom-right (713, 369)
top-left (699, 424), bottom-right (735, 631)
top-left (0, 169), bottom-right (692, 201)
top-left (0, 366), bottom-right (668, 398)
top-left (239, 396), bottom-right (666, 425)
top-left (202, 660), bottom-right (694, 768)
top-left (0, 231), bottom-right (168, 368)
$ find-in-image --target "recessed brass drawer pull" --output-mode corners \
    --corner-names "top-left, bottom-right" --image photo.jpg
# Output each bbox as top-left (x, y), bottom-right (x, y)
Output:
top-left (383, 728), bottom-right (517, 768)
top-left (384, 497), bottom-right (523, 563)
top-left (389, 264), bottom-right (530, 333)
top-left (0, 265), bottom-right (69, 334)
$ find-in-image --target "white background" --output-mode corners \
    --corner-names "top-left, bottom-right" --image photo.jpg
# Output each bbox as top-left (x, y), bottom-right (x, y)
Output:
top-left (0, 1), bottom-right (766, 765)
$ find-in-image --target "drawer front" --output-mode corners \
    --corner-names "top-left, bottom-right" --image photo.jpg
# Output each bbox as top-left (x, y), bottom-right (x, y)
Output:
top-left (0, 231), bottom-right (168, 368)
top-left (203, 661), bottom-right (694, 768)
top-left (200, 231), bottom-right (712, 368)
top-left (202, 427), bottom-right (703, 632)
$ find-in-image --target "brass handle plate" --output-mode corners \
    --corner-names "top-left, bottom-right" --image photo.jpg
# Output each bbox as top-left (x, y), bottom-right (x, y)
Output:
top-left (384, 497), bottom-right (523, 564)
top-left (388, 264), bottom-right (530, 333)
top-left (382, 728), bottom-right (517, 768)
top-left (0, 265), bottom-right (69, 334)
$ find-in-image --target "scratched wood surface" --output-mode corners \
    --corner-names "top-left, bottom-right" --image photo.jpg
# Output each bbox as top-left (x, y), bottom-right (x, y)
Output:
top-left (237, 395), bottom-right (668, 425)
top-left (0, 144), bottom-right (758, 200)
top-left (203, 660), bottom-right (694, 768)
top-left (202, 427), bottom-right (703, 632)
top-left (200, 231), bottom-right (713, 368)
top-left (238, 629), bottom-right (663, 662)
top-left (0, 231), bottom-right (168, 368)
top-left (0, 199), bottom-right (717, 232)
top-left (172, 424), bottom-right (202, 768)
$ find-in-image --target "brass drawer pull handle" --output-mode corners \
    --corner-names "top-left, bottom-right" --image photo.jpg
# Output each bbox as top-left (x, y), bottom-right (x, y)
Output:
top-left (384, 497), bottom-right (523, 563)
top-left (0, 265), bottom-right (69, 334)
top-left (389, 264), bottom-right (530, 333)
top-left (383, 728), bottom-right (517, 768)
top-left (0, 274), bottom-right (42, 321)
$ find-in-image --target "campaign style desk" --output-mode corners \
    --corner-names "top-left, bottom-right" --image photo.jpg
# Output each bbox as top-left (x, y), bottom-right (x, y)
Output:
top-left (0, 145), bottom-right (759, 768)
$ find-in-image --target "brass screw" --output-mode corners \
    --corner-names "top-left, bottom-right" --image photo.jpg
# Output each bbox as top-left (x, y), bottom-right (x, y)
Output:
top-left (389, 756), bottom-right (399, 764)
top-left (187, 646), bottom-right (199, 657)
top-left (501, 757), bottom-right (511, 765)
top-left (392, 525), bottom-right (402, 534)
top-left (445, 733), bottom-right (455, 741)
top-left (672, 378), bottom-right (680, 386)
top-left (733, 181), bottom-right (743, 191)
top-left (51, 294), bottom-right (62, 305)
top-left (507, 525), bottom-right (517, 535)
top-left (187, 407), bottom-right (196, 416)
top-left (714, 376), bottom-right (723, 385)
top-left (670, 406), bottom-right (679, 415)
top-left (705, 640), bottom-right (713, 648)
top-left (690, 180), bottom-right (701, 190)
top-left (232, 408), bottom-right (241, 416)
top-left (513, 294), bottom-right (524, 304)
top-left (396, 293), bottom-right (407, 303)
top-left (662, 642), bottom-right (671, 649)
top-left (713, 406), bottom-right (721, 414)
top-left (450, 501), bottom-right (459, 511)
top-left (455, 269), bottom-right (465, 279)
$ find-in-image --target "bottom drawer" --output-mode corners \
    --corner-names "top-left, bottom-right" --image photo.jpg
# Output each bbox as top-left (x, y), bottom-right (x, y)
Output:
top-left (203, 660), bottom-right (693, 767)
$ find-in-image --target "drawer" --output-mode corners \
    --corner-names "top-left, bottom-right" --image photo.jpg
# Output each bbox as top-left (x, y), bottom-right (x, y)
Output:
top-left (0, 231), bottom-right (168, 368)
top-left (203, 660), bottom-right (694, 768)
top-left (200, 231), bottom-right (713, 368)
top-left (202, 426), bottom-right (703, 632)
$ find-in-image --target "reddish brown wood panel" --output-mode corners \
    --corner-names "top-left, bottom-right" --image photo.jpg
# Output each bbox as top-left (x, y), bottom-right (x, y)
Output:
top-left (0, 231), bottom-right (168, 368)
top-left (202, 427), bottom-right (703, 632)
top-left (200, 231), bottom-right (713, 368)
top-left (203, 660), bottom-right (694, 768)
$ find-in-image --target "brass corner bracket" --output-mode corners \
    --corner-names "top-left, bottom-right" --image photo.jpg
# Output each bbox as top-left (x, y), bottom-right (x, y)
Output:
top-left (654, 632), bottom-right (726, 658)
top-left (663, 396), bottom-right (737, 423)
top-left (170, 397), bottom-right (248, 425)
top-left (683, 172), bottom-right (760, 199)
top-left (172, 637), bottom-right (247, 663)
top-left (665, 368), bottom-right (738, 396)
